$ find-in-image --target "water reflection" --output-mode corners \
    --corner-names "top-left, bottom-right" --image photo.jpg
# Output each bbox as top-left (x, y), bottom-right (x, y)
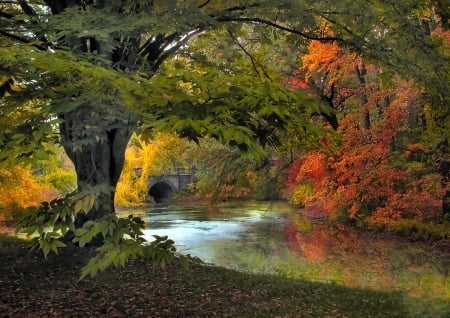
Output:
top-left (118, 201), bottom-right (449, 317)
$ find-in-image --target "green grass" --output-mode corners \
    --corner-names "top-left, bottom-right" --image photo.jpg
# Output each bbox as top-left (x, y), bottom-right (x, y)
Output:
top-left (386, 219), bottom-right (450, 240)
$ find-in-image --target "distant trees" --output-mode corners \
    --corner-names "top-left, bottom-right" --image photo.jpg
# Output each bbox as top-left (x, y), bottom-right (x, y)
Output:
top-left (115, 133), bottom-right (286, 206)
top-left (115, 132), bottom-right (196, 206)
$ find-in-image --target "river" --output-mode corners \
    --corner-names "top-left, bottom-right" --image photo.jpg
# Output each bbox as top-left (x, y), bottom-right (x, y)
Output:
top-left (117, 201), bottom-right (449, 317)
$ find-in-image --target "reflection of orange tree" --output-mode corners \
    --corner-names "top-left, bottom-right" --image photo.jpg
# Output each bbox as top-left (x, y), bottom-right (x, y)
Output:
top-left (330, 224), bottom-right (397, 289)
top-left (284, 221), bottom-right (327, 263)
top-left (204, 205), bottom-right (224, 219)
top-left (285, 220), bottom-right (398, 288)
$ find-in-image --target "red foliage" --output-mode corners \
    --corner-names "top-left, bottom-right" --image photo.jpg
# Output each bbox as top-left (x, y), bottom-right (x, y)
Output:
top-left (286, 78), bottom-right (442, 224)
top-left (285, 160), bottom-right (302, 189)
top-left (284, 37), bottom-right (444, 225)
top-left (287, 78), bottom-right (308, 90)
top-left (432, 27), bottom-right (450, 48)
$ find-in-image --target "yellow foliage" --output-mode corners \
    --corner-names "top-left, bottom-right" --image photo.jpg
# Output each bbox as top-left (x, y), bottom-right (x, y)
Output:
top-left (0, 164), bottom-right (59, 219)
top-left (115, 132), bottom-right (192, 207)
top-left (290, 182), bottom-right (315, 207)
top-left (115, 146), bottom-right (146, 207)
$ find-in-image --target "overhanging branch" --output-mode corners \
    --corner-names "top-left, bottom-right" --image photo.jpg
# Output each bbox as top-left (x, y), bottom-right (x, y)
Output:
top-left (216, 16), bottom-right (339, 42)
top-left (198, 0), bottom-right (211, 9)
top-left (152, 29), bottom-right (204, 72)
top-left (227, 28), bottom-right (271, 80)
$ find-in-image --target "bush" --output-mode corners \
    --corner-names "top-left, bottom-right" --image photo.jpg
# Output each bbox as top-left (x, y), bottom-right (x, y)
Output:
top-left (289, 182), bottom-right (315, 207)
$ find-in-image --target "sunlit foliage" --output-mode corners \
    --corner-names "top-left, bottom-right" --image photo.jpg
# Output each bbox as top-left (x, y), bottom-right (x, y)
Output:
top-left (0, 163), bottom-right (59, 220)
top-left (115, 132), bottom-right (195, 206)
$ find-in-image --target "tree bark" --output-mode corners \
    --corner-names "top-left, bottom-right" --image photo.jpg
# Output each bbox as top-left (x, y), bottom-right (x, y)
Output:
top-left (354, 63), bottom-right (370, 130)
top-left (59, 104), bottom-right (136, 227)
top-left (436, 141), bottom-right (450, 218)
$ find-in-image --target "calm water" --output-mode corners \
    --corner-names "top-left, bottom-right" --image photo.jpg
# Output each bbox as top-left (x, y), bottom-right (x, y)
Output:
top-left (118, 201), bottom-right (449, 317)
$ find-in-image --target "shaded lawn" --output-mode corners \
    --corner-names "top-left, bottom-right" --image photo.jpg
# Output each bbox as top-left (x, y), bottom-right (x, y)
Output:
top-left (0, 235), bottom-right (411, 317)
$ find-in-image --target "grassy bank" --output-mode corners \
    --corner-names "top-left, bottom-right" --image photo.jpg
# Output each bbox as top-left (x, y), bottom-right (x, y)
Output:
top-left (0, 235), bottom-right (418, 317)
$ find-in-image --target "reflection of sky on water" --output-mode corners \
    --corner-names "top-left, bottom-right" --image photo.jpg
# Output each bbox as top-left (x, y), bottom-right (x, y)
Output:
top-left (136, 203), bottom-right (278, 262)
top-left (143, 221), bottom-right (245, 261)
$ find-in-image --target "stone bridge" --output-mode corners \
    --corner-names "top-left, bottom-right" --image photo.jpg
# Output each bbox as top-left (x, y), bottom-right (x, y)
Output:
top-left (148, 168), bottom-right (196, 203)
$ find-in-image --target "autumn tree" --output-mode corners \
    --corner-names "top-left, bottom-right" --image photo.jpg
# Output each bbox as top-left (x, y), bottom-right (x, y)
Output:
top-left (0, 163), bottom-right (60, 219)
top-left (284, 0), bottom-right (450, 219)
top-left (287, 36), bottom-right (445, 227)
top-left (2, 0), bottom-right (447, 222)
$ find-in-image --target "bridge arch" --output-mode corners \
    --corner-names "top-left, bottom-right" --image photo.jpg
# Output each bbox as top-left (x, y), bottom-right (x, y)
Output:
top-left (148, 181), bottom-right (176, 203)
top-left (147, 170), bottom-right (196, 203)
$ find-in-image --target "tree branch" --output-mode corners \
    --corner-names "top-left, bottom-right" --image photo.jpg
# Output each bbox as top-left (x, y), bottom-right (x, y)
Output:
top-left (227, 28), bottom-right (272, 80)
top-left (223, 3), bottom-right (261, 13)
top-left (152, 29), bottom-right (203, 72)
top-left (198, 0), bottom-right (210, 9)
top-left (216, 16), bottom-right (339, 42)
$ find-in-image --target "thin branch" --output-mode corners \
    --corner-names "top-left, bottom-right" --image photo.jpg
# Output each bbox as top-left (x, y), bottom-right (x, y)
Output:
top-left (223, 3), bottom-right (261, 13)
top-left (227, 28), bottom-right (272, 80)
top-left (198, 0), bottom-right (210, 9)
top-left (319, 15), bottom-right (366, 46)
top-left (216, 16), bottom-right (339, 42)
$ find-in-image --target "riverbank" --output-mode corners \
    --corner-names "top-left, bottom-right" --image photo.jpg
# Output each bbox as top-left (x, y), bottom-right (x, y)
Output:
top-left (0, 234), bottom-right (415, 317)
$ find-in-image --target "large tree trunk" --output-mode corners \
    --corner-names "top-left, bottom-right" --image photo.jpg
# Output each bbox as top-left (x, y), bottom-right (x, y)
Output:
top-left (59, 104), bottom-right (136, 227)
top-left (45, 0), bottom-right (140, 228)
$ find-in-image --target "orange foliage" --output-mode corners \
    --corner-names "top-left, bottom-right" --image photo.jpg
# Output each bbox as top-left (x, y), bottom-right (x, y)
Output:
top-left (296, 152), bottom-right (329, 188)
top-left (0, 165), bottom-right (59, 216)
top-left (330, 81), bottom-right (440, 222)
top-left (301, 41), bottom-right (360, 83)
top-left (286, 77), bottom-right (442, 224)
